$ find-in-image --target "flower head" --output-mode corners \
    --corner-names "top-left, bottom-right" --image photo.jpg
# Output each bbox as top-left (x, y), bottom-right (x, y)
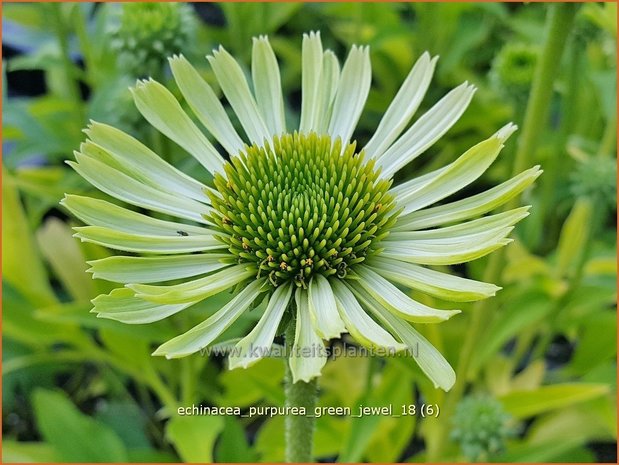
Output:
top-left (451, 395), bottom-right (519, 460)
top-left (112, 3), bottom-right (196, 77)
top-left (63, 32), bottom-right (540, 390)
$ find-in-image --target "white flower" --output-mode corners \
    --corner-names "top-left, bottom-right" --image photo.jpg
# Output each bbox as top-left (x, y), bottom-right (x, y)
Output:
top-left (63, 32), bottom-right (540, 391)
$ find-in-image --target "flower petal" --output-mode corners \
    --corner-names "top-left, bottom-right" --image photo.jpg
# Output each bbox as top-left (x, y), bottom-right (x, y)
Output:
top-left (395, 166), bottom-right (542, 230)
top-left (327, 45), bottom-right (371, 145)
top-left (228, 282), bottom-right (293, 369)
top-left (308, 274), bottom-right (347, 339)
top-left (207, 46), bottom-right (271, 146)
top-left (331, 279), bottom-right (406, 351)
top-left (93, 288), bottom-right (194, 324)
top-left (354, 282), bottom-right (455, 391)
top-left (169, 54), bottom-right (245, 155)
top-left (313, 50), bottom-right (340, 134)
top-left (367, 255), bottom-right (500, 302)
top-left (354, 267), bottom-right (460, 323)
top-left (299, 31), bottom-right (324, 133)
top-left (394, 129), bottom-right (509, 215)
top-left (152, 279), bottom-right (266, 358)
top-left (252, 36), bottom-right (286, 136)
top-left (129, 264), bottom-right (253, 304)
top-left (389, 207), bottom-right (530, 240)
top-left (381, 229), bottom-right (513, 265)
top-left (131, 79), bottom-right (224, 174)
top-left (67, 154), bottom-right (211, 224)
top-left (61, 195), bottom-right (210, 236)
top-left (85, 121), bottom-right (208, 201)
top-left (364, 52), bottom-right (437, 159)
top-left (289, 288), bottom-right (327, 383)
top-left (377, 82), bottom-right (476, 178)
top-left (73, 226), bottom-right (224, 254)
top-left (87, 254), bottom-right (231, 284)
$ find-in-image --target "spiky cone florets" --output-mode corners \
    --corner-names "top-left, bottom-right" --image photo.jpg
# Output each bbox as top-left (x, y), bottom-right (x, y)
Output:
top-left (112, 3), bottom-right (196, 78)
top-left (451, 395), bottom-right (519, 461)
top-left (207, 133), bottom-right (398, 288)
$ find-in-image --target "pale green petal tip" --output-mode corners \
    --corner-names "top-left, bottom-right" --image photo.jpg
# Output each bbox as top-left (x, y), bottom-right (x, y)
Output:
top-left (290, 359), bottom-right (323, 384)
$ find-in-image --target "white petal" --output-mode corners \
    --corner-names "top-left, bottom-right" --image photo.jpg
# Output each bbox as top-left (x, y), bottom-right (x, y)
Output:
top-left (381, 229), bottom-right (513, 265)
top-left (153, 279), bottom-right (266, 358)
top-left (308, 274), bottom-right (347, 339)
top-left (313, 50), bottom-right (341, 134)
top-left (394, 166), bottom-right (542, 230)
top-left (299, 31), bottom-right (324, 133)
top-left (207, 46), bottom-right (271, 146)
top-left (87, 254), bottom-right (231, 284)
top-left (327, 45), bottom-right (372, 145)
top-left (252, 36), bottom-right (286, 136)
top-left (131, 79), bottom-right (224, 174)
top-left (354, 267), bottom-right (460, 323)
top-left (354, 282), bottom-right (455, 391)
top-left (129, 264), bottom-right (253, 304)
top-left (394, 130), bottom-right (510, 215)
top-left (389, 207), bottom-right (530, 240)
top-left (228, 282), bottom-right (293, 369)
top-left (93, 288), bottom-right (195, 324)
top-left (73, 226), bottom-right (224, 254)
top-left (367, 255), bottom-right (500, 302)
top-left (331, 279), bottom-right (406, 351)
top-left (364, 52), bottom-right (437, 159)
top-left (68, 154), bottom-right (211, 224)
top-left (289, 289), bottom-right (327, 383)
top-left (169, 54), bottom-right (245, 155)
top-left (377, 83), bottom-right (476, 178)
top-left (85, 122), bottom-right (208, 201)
top-left (61, 195), bottom-right (210, 236)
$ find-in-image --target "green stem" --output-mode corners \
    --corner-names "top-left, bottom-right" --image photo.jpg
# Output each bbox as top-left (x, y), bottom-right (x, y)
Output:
top-left (510, 3), bottom-right (578, 180)
top-left (284, 320), bottom-right (318, 463)
top-left (426, 4), bottom-right (578, 461)
top-left (537, 34), bottom-right (582, 252)
top-left (49, 3), bottom-right (85, 125)
top-left (72, 5), bottom-right (97, 88)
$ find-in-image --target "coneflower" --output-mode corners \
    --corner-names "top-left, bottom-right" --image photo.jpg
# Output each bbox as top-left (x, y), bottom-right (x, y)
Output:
top-left (63, 31), bottom-right (539, 393)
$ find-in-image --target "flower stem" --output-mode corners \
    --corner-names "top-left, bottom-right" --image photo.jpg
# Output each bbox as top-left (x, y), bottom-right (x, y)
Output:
top-left (49, 3), bottom-right (85, 126)
top-left (284, 320), bottom-right (318, 463)
top-left (510, 3), bottom-right (578, 178)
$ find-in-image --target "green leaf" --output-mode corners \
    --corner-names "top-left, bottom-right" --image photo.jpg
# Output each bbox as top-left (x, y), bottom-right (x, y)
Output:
top-left (2, 168), bottom-right (56, 307)
top-left (494, 441), bottom-right (590, 462)
top-left (95, 401), bottom-right (151, 449)
top-left (217, 357), bottom-right (285, 408)
top-left (2, 441), bottom-right (59, 463)
top-left (470, 288), bottom-right (552, 373)
top-left (166, 415), bottom-right (224, 462)
top-left (567, 311), bottom-right (617, 376)
top-left (215, 416), bottom-right (257, 462)
top-left (36, 218), bottom-right (94, 301)
top-left (499, 383), bottom-right (609, 418)
top-left (340, 361), bottom-right (415, 462)
top-left (2, 282), bottom-right (80, 347)
top-left (555, 197), bottom-right (593, 279)
top-left (33, 389), bottom-right (128, 462)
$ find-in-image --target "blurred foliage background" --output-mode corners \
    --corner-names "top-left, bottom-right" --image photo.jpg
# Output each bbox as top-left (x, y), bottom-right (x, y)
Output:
top-left (2, 2), bottom-right (617, 463)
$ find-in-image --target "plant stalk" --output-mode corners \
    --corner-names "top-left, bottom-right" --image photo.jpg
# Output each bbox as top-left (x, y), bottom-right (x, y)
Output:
top-left (49, 3), bottom-right (86, 125)
top-left (284, 319), bottom-right (318, 463)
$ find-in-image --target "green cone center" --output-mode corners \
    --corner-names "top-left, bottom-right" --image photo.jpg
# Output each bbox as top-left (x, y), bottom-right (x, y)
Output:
top-left (208, 133), bottom-right (397, 288)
